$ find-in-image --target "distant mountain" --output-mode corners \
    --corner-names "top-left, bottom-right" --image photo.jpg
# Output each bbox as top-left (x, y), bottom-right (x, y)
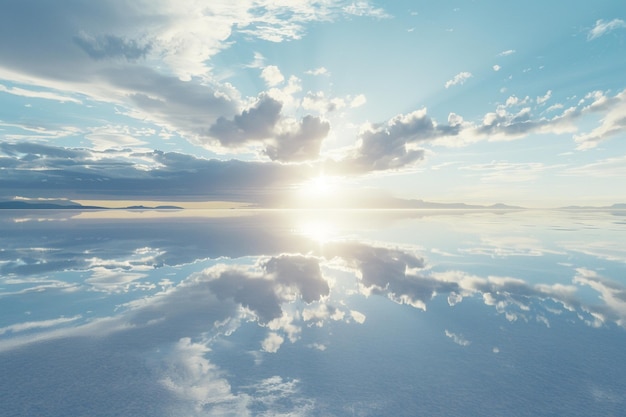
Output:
top-left (0, 201), bottom-right (104, 210)
top-left (0, 201), bottom-right (182, 210)
top-left (559, 203), bottom-right (626, 210)
top-left (394, 199), bottom-right (524, 210)
top-left (125, 205), bottom-right (183, 210)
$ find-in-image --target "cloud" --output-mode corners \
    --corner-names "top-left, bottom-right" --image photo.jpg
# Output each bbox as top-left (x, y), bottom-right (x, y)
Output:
top-left (536, 90), bottom-right (552, 105)
top-left (498, 49), bottom-right (516, 56)
top-left (327, 108), bottom-right (459, 173)
top-left (0, 0), bottom-right (387, 156)
top-left (261, 332), bottom-right (285, 352)
top-left (588, 19), bottom-right (626, 40)
top-left (350, 94), bottom-right (367, 108)
top-left (343, 2), bottom-right (390, 18)
top-left (261, 65), bottom-right (285, 87)
top-left (574, 268), bottom-right (626, 326)
top-left (459, 161), bottom-right (553, 183)
top-left (158, 337), bottom-right (237, 408)
top-left (85, 125), bottom-right (151, 149)
top-left (205, 94), bottom-right (331, 161)
top-left (573, 90), bottom-right (626, 149)
top-left (0, 316), bottom-right (82, 336)
top-left (0, 83), bottom-right (82, 104)
top-left (445, 72), bottom-right (472, 88)
top-left (492, 64), bottom-right (501, 72)
top-left (445, 330), bottom-right (471, 346)
top-left (561, 155), bottom-right (626, 178)
top-left (73, 32), bottom-right (151, 61)
top-left (305, 67), bottom-right (329, 76)
top-left (264, 115), bottom-right (330, 162)
top-left (0, 143), bottom-right (316, 203)
top-left (208, 95), bottom-right (283, 146)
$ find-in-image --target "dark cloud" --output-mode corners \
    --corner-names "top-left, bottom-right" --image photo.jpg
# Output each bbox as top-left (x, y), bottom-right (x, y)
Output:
top-left (206, 96), bottom-right (330, 161)
top-left (208, 96), bottom-right (283, 145)
top-left (0, 144), bottom-right (313, 203)
top-left (74, 33), bottom-right (151, 61)
top-left (325, 109), bottom-right (456, 174)
top-left (264, 254), bottom-right (329, 303)
top-left (325, 242), bottom-right (458, 308)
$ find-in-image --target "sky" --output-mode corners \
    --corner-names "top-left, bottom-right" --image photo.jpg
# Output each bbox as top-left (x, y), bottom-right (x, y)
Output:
top-left (1, 0), bottom-right (625, 207)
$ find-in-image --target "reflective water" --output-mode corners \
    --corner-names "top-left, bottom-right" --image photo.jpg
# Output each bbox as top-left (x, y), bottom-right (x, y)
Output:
top-left (1, 209), bottom-right (625, 416)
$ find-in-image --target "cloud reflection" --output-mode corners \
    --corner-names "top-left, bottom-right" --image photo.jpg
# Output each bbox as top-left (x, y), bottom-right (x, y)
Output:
top-left (1, 210), bottom-right (626, 415)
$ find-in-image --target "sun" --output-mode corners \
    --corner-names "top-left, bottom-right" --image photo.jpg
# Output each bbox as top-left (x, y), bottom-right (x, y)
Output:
top-left (308, 175), bottom-right (333, 194)
top-left (294, 175), bottom-right (342, 208)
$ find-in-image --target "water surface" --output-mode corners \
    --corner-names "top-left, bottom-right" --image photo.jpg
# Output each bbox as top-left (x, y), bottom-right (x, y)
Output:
top-left (1, 209), bottom-right (625, 416)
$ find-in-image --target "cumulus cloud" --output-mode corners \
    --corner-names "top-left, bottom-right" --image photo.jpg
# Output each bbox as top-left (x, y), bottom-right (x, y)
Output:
top-left (536, 90), bottom-right (552, 105)
top-left (350, 94), bottom-right (367, 108)
top-left (327, 108), bottom-right (461, 174)
top-left (588, 19), bottom-right (626, 40)
top-left (261, 65), bottom-right (285, 87)
top-left (445, 72), bottom-right (473, 88)
top-left (264, 115), bottom-right (330, 162)
top-left (208, 95), bottom-right (283, 145)
top-left (261, 332), bottom-right (285, 352)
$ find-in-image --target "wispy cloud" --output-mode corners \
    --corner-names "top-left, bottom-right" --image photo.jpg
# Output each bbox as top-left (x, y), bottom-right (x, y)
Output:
top-left (0, 84), bottom-right (82, 104)
top-left (561, 155), bottom-right (626, 178)
top-left (305, 67), bottom-right (329, 76)
top-left (459, 161), bottom-right (552, 183)
top-left (588, 19), bottom-right (626, 40)
top-left (445, 72), bottom-right (473, 88)
top-left (445, 330), bottom-right (471, 346)
top-left (498, 49), bottom-right (516, 56)
top-left (0, 316), bottom-right (82, 336)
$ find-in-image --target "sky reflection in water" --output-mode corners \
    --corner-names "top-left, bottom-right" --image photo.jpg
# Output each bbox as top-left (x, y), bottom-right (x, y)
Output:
top-left (1, 209), bottom-right (626, 416)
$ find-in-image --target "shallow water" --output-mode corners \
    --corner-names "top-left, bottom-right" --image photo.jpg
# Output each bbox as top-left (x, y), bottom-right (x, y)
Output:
top-left (1, 209), bottom-right (625, 416)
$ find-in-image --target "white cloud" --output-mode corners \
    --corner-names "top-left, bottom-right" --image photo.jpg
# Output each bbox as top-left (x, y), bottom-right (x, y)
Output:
top-left (546, 103), bottom-right (564, 112)
top-left (0, 83), bottom-right (82, 104)
top-left (492, 64), bottom-right (501, 71)
top-left (0, 316), bottom-right (81, 336)
top-left (158, 337), bottom-right (237, 407)
top-left (350, 94), bottom-right (367, 108)
top-left (350, 310), bottom-right (366, 323)
top-left (445, 72), bottom-right (472, 88)
top-left (445, 329), bottom-right (471, 346)
top-left (305, 67), bottom-right (329, 76)
top-left (498, 49), bottom-right (516, 56)
top-left (86, 125), bottom-right (151, 150)
top-left (85, 267), bottom-right (149, 293)
top-left (574, 268), bottom-right (626, 325)
top-left (261, 65), bottom-right (285, 87)
top-left (261, 332), bottom-right (285, 352)
top-left (588, 18), bottom-right (626, 40)
top-left (343, 2), bottom-right (390, 18)
top-left (505, 95), bottom-right (529, 107)
top-left (536, 90), bottom-right (552, 105)
top-left (573, 90), bottom-right (626, 149)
